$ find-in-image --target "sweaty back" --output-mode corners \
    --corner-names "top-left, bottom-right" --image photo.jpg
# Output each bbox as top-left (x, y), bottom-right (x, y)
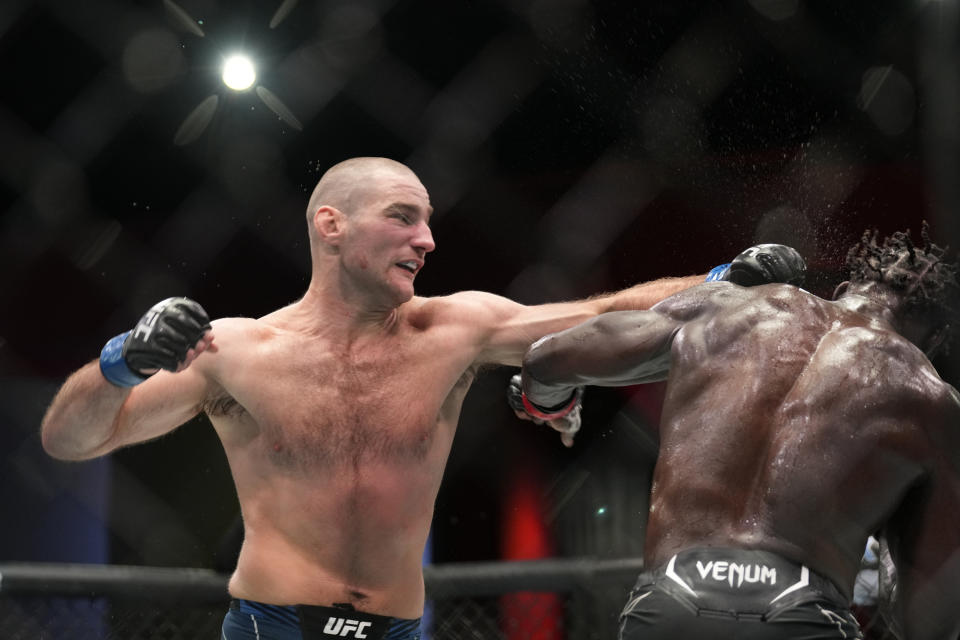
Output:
top-left (645, 283), bottom-right (936, 596)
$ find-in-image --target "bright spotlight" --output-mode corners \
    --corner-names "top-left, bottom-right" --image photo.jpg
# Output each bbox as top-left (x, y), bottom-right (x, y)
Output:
top-left (222, 54), bottom-right (256, 91)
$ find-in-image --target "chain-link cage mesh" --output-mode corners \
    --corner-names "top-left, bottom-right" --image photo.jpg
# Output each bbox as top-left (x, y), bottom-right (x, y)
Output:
top-left (0, 561), bottom-right (900, 639)
top-left (0, 596), bottom-right (224, 640)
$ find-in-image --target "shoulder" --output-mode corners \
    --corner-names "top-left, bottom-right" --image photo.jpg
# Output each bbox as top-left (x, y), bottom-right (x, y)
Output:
top-left (193, 316), bottom-right (281, 372)
top-left (191, 316), bottom-right (288, 407)
top-left (406, 291), bottom-right (522, 327)
top-left (659, 284), bottom-right (814, 340)
top-left (656, 281), bottom-right (804, 316)
top-left (208, 316), bottom-right (276, 342)
top-left (833, 325), bottom-right (930, 369)
top-left (417, 290), bottom-right (519, 310)
top-left (926, 379), bottom-right (960, 451)
top-left (831, 325), bottom-right (957, 419)
top-left (823, 325), bottom-right (928, 378)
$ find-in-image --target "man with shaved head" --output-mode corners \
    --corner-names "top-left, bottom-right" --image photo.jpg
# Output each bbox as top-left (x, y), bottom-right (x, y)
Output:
top-left (41, 157), bottom-right (805, 639)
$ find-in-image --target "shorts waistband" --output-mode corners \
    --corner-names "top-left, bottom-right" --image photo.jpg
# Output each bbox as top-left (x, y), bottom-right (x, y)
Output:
top-left (230, 598), bottom-right (299, 627)
top-left (230, 599), bottom-right (421, 640)
top-left (642, 548), bottom-right (847, 611)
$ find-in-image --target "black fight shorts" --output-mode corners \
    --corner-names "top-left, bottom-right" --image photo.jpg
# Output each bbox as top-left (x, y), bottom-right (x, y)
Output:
top-left (619, 548), bottom-right (863, 640)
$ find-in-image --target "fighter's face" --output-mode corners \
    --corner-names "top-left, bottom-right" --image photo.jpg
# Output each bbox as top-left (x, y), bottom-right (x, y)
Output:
top-left (341, 170), bottom-right (435, 305)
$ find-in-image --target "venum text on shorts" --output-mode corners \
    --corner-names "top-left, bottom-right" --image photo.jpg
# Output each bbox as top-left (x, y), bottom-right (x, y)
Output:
top-left (695, 560), bottom-right (776, 588)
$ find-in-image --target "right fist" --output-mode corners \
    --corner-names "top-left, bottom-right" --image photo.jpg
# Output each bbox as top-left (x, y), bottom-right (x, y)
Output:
top-left (723, 244), bottom-right (806, 287)
top-left (706, 244), bottom-right (806, 288)
top-left (507, 374), bottom-right (584, 448)
top-left (100, 297), bottom-right (211, 387)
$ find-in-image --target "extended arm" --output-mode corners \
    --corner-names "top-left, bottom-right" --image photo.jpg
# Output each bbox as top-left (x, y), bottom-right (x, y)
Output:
top-left (41, 298), bottom-right (213, 460)
top-left (520, 302), bottom-right (687, 409)
top-left (480, 243), bottom-right (804, 367)
top-left (475, 275), bottom-right (703, 367)
top-left (460, 275), bottom-right (699, 448)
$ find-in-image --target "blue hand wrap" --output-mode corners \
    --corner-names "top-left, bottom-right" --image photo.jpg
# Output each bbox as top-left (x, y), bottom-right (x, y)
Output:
top-left (99, 331), bottom-right (149, 388)
top-left (705, 263), bottom-right (731, 282)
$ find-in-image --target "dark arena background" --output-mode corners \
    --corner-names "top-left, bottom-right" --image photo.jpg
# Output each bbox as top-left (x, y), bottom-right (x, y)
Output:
top-left (1, 0), bottom-right (958, 638)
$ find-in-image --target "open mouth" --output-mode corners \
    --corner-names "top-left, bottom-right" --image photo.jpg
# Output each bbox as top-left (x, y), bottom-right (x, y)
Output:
top-left (396, 260), bottom-right (419, 275)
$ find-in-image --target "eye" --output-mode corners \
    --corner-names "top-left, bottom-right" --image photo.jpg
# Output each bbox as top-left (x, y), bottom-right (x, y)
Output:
top-left (391, 212), bottom-right (412, 224)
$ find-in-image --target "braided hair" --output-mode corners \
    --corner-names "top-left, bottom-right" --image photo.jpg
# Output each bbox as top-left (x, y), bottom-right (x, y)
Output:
top-left (845, 222), bottom-right (960, 348)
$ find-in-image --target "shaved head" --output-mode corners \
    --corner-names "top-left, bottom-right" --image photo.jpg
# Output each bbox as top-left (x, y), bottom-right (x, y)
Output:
top-left (306, 157), bottom-right (418, 224)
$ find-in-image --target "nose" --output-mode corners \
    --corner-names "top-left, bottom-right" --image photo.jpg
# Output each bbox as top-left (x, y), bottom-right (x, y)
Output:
top-left (413, 221), bottom-right (436, 254)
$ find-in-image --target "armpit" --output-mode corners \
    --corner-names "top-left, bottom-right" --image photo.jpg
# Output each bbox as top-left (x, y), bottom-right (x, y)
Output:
top-left (199, 392), bottom-right (246, 418)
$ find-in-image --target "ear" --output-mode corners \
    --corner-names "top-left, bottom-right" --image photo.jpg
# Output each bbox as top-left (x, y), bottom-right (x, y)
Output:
top-left (832, 281), bottom-right (850, 300)
top-left (314, 206), bottom-right (344, 245)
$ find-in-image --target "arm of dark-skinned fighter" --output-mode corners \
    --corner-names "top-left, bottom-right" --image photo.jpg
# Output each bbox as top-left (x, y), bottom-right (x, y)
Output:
top-left (879, 386), bottom-right (960, 640)
top-left (519, 288), bottom-right (708, 409)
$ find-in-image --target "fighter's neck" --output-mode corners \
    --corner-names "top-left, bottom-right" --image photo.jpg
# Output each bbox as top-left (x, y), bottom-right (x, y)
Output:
top-left (834, 292), bottom-right (900, 329)
top-left (295, 283), bottom-right (406, 338)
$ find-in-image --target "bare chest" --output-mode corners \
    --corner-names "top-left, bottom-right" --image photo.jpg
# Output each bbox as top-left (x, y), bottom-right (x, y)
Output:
top-left (212, 335), bottom-right (472, 472)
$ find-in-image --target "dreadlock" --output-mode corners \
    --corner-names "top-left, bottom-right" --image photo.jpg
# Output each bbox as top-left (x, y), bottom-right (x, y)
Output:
top-left (845, 221), bottom-right (960, 349)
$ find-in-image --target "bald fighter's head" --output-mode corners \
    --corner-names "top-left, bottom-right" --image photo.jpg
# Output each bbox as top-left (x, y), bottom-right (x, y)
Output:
top-left (306, 157), bottom-right (421, 227)
top-left (303, 158), bottom-right (434, 302)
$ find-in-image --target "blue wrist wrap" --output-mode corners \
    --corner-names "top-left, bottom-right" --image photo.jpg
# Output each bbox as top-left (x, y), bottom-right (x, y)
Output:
top-left (705, 263), bottom-right (731, 282)
top-left (99, 331), bottom-right (148, 387)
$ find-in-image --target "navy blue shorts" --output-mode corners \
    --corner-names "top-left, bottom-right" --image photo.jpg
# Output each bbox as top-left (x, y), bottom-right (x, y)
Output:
top-left (619, 548), bottom-right (863, 640)
top-left (222, 599), bottom-right (422, 640)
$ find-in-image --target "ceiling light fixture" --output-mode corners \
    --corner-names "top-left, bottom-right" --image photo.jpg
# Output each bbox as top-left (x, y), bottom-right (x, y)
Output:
top-left (222, 54), bottom-right (256, 91)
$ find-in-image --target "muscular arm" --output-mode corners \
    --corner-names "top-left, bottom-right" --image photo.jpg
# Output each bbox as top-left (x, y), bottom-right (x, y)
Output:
top-left (41, 359), bottom-right (209, 461)
top-left (476, 243), bottom-right (806, 368)
top-left (41, 300), bottom-right (215, 460)
top-left (475, 274), bottom-right (704, 367)
top-left (881, 387), bottom-right (960, 640)
top-left (520, 294), bottom-right (695, 408)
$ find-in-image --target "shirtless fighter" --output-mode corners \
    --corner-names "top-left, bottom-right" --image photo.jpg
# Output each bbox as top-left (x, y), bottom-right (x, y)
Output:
top-left (516, 225), bottom-right (960, 640)
top-left (40, 157), bottom-right (805, 640)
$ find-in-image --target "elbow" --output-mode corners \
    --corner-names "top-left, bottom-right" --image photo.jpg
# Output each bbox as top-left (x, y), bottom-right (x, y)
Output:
top-left (40, 403), bottom-right (70, 460)
top-left (42, 439), bottom-right (99, 462)
top-left (41, 427), bottom-right (71, 460)
top-left (521, 338), bottom-right (544, 380)
top-left (40, 417), bottom-right (101, 462)
top-left (40, 423), bottom-right (78, 461)
top-left (40, 412), bottom-right (60, 458)
top-left (521, 336), bottom-right (582, 408)
top-left (522, 334), bottom-right (562, 386)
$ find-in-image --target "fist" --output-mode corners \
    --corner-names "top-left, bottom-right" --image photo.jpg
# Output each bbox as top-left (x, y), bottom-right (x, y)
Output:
top-left (507, 374), bottom-right (583, 447)
top-left (724, 244), bottom-right (807, 287)
top-left (124, 297), bottom-right (212, 375)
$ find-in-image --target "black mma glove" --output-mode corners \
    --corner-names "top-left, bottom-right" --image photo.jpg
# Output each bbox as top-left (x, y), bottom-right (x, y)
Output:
top-left (705, 244), bottom-right (806, 287)
top-left (99, 297), bottom-right (211, 387)
top-left (507, 374), bottom-right (584, 446)
top-left (507, 374), bottom-right (583, 420)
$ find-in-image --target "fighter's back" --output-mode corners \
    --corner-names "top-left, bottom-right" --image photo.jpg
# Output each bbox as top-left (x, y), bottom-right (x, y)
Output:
top-left (645, 283), bottom-right (951, 599)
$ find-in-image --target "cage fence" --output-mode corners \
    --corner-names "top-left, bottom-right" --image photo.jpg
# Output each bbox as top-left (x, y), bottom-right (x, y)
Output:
top-left (0, 559), bottom-right (896, 639)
